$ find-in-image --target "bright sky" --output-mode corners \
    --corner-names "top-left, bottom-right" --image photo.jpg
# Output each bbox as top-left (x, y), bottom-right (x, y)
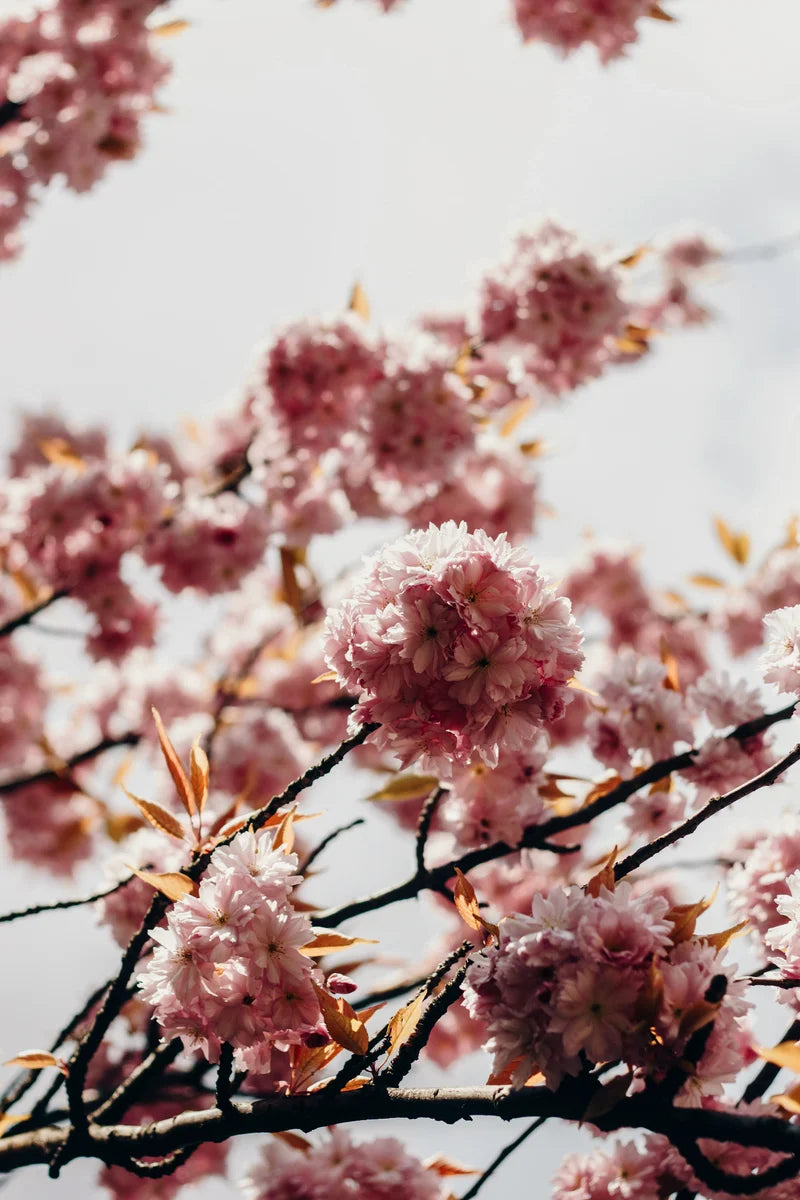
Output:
top-left (1, 0), bottom-right (800, 1195)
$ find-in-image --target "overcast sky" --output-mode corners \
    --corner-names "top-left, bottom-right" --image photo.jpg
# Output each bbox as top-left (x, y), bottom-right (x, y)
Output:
top-left (1, 0), bottom-right (800, 1195)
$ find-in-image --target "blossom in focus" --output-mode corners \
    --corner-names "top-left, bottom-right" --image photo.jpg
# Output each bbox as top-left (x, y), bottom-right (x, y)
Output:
top-left (137, 825), bottom-right (322, 1073)
top-left (324, 521), bottom-right (584, 771)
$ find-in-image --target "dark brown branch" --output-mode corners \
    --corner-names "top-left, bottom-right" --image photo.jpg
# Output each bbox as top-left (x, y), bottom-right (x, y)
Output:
top-left (415, 786), bottom-right (444, 874)
top-left (0, 876), bottom-right (133, 925)
top-left (215, 1045), bottom-right (235, 1113)
top-left (301, 817), bottom-right (365, 872)
top-left (615, 743), bottom-right (800, 881)
top-left (380, 962), bottom-right (470, 1086)
top-left (0, 589), bottom-right (69, 640)
top-left (60, 725), bottom-right (378, 1149)
top-left (8, 1084), bottom-right (800, 1174)
top-left (0, 732), bottom-right (141, 797)
top-left (671, 1131), bottom-right (799, 1195)
top-left (316, 704), bottom-right (797, 928)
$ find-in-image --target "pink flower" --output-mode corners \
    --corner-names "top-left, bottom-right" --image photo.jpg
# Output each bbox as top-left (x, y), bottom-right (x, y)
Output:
top-left (324, 521), bottom-right (583, 771)
top-left (761, 606), bottom-right (800, 694)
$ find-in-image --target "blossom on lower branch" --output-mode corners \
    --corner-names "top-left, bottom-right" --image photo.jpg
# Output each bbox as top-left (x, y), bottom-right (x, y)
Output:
top-left (324, 521), bottom-right (584, 771)
top-left (462, 881), bottom-right (750, 1094)
top-left (137, 826), bottom-right (323, 1074)
top-left (242, 1129), bottom-right (448, 1200)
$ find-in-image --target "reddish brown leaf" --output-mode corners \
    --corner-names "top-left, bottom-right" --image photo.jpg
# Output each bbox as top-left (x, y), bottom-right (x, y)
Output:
top-left (423, 1155), bottom-right (479, 1177)
top-left (151, 707), bottom-right (195, 818)
top-left (585, 846), bottom-right (618, 897)
top-left (125, 789), bottom-right (186, 841)
top-left (4, 1051), bottom-right (64, 1073)
top-left (312, 984), bottom-right (369, 1055)
top-left (272, 1131), bottom-right (312, 1153)
top-left (190, 738), bottom-right (209, 813)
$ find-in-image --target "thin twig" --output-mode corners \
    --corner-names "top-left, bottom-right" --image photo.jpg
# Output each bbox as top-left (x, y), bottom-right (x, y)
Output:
top-left (301, 817), bottom-right (365, 873)
top-left (461, 1117), bottom-right (546, 1200)
top-left (0, 733), bottom-right (141, 798)
top-left (0, 590), bottom-right (69, 640)
top-left (415, 787), bottom-right (444, 874)
top-left (0, 877), bottom-right (132, 925)
top-left (615, 744), bottom-right (800, 881)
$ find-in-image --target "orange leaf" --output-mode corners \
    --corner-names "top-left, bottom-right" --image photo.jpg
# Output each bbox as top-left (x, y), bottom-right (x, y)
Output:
top-left (38, 438), bottom-right (85, 472)
top-left (387, 992), bottom-right (425, 1056)
top-left (771, 1089), bottom-right (800, 1115)
top-left (125, 789), bottom-right (186, 841)
top-left (127, 866), bottom-right (196, 902)
top-left (4, 1051), bottom-right (64, 1073)
top-left (190, 738), bottom-right (209, 813)
top-left (348, 282), bottom-right (370, 320)
top-left (423, 1155), bottom-right (479, 1177)
top-left (583, 775), bottom-right (623, 808)
top-left (713, 516), bottom-right (750, 566)
top-left (301, 933), bottom-right (378, 957)
top-left (453, 868), bottom-right (499, 937)
top-left (659, 637), bottom-right (681, 692)
top-left (312, 985), bottom-right (368, 1055)
top-left (755, 1041), bottom-right (800, 1075)
top-left (701, 920), bottom-right (749, 954)
top-left (311, 670), bottom-right (339, 684)
top-left (279, 547), bottom-right (304, 616)
top-left (649, 3), bottom-right (675, 19)
top-left (689, 572), bottom-right (726, 589)
top-left (151, 708), bottom-right (195, 818)
top-left (272, 807), bottom-right (297, 855)
top-left (272, 1131), bottom-right (312, 1153)
top-left (368, 774), bottom-right (440, 802)
top-left (667, 885), bottom-right (717, 944)
top-left (618, 246), bottom-right (649, 268)
top-left (0, 1112), bottom-right (29, 1136)
top-left (585, 846), bottom-right (618, 897)
top-left (152, 18), bottom-right (190, 35)
top-left (499, 397), bottom-right (533, 437)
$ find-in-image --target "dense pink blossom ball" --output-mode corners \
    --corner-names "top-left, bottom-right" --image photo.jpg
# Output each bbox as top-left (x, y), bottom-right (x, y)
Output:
top-left (324, 521), bottom-right (584, 771)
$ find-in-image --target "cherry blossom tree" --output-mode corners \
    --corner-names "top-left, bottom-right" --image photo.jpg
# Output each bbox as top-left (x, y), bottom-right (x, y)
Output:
top-left (3, 3), bottom-right (800, 1199)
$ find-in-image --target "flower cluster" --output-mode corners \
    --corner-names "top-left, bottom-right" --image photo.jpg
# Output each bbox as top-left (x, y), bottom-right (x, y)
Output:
top-left (137, 826), bottom-right (323, 1073)
top-left (553, 1111), bottom-right (798, 1200)
top-left (512, 0), bottom-right (659, 62)
top-left (242, 1129), bottom-right (447, 1200)
top-left (324, 521), bottom-right (584, 770)
top-left (463, 879), bottom-right (749, 1093)
top-left (440, 738), bottom-right (550, 849)
top-left (728, 815), bottom-right (800, 958)
top-left (766, 871), bottom-right (800, 996)
top-left (0, 0), bottom-right (169, 259)
top-left (476, 221), bottom-right (630, 395)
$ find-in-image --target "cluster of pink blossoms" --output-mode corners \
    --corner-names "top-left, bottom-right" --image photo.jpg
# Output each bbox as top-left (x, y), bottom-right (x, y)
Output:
top-left (766, 872), bottom-right (800, 1001)
top-left (727, 815), bottom-right (800, 959)
top-left (0, 0), bottom-right (169, 259)
top-left (324, 521), bottom-right (584, 770)
top-left (137, 826), bottom-right (324, 1074)
top-left (476, 221), bottom-right (630, 395)
top-left (440, 738), bottom-right (550, 849)
top-left (553, 1109), bottom-right (798, 1200)
top-left (462, 880), bottom-right (749, 1093)
top-left (242, 1129), bottom-right (447, 1200)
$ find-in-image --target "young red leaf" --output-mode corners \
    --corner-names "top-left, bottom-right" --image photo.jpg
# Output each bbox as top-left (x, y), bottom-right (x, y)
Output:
top-left (151, 707), bottom-right (195, 818)
top-left (423, 1156), bottom-right (479, 1178)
